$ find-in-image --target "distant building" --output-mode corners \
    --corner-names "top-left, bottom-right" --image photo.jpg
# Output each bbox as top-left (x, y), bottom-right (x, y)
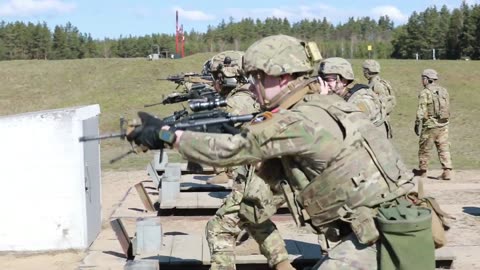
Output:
top-left (147, 53), bottom-right (160, 61)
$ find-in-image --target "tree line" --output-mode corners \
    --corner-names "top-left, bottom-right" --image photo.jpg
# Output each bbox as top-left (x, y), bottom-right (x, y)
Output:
top-left (0, 1), bottom-right (479, 61)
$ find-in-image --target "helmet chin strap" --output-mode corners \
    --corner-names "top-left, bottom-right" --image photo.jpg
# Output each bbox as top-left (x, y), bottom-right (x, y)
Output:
top-left (254, 73), bottom-right (270, 109)
top-left (268, 76), bottom-right (316, 110)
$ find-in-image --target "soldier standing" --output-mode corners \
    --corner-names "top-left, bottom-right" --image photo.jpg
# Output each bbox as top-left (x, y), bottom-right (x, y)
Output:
top-left (362, 59), bottom-right (396, 137)
top-left (415, 69), bottom-right (452, 180)
top-left (127, 34), bottom-right (434, 270)
top-left (318, 57), bottom-right (389, 137)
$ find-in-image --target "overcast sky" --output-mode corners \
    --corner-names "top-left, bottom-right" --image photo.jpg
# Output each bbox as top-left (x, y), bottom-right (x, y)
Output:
top-left (0, 0), bottom-right (478, 39)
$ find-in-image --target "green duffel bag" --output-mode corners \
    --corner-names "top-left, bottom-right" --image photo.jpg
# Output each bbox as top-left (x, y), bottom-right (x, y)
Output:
top-left (376, 199), bottom-right (435, 270)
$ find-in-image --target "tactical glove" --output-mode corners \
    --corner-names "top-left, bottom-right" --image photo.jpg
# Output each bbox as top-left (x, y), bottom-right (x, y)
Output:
top-left (126, 112), bottom-right (174, 150)
top-left (414, 120), bottom-right (421, 136)
top-left (127, 125), bottom-right (164, 150)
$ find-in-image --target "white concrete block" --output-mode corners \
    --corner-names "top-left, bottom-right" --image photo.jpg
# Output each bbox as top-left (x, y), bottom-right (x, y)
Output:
top-left (0, 105), bottom-right (101, 251)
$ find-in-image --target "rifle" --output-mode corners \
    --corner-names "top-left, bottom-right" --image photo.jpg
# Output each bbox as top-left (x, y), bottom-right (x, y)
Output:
top-left (155, 109), bottom-right (254, 135)
top-left (79, 117), bottom-right (129, 142)
top-left (144, 85), bottom-right (219, 107)
top-left (157, 73), bottom-right (213, 86)
top-left (78, 109), bottom-right (189, 163)
top-left (78, 118), bottom-right (144, 163)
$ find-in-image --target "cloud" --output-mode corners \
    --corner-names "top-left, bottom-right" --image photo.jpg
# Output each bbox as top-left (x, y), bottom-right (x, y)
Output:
top-left (225, 4), bottom-right (335, 22)
top-left (174, 7), bottom-right (215, 21)
top-left (372, 5), bottom-right (407, 23)
top-left (0, 0), bottom-right (75, 16)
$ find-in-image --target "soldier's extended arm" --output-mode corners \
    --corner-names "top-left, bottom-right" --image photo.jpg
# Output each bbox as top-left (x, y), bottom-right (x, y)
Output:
top-left (126, 110), bottom-right (257, 153)
top-left (177, 112), bottom-right (320, 168)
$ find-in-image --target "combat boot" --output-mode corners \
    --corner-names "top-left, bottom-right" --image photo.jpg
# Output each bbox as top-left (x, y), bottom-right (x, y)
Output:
top-left (413, 168), bottom-right (427, 178)
top-left (275, 260), bottom-right (296, 270)
top-left (207, 172), bottom-right (231, 184)
top-left (439, 169), bottom-right (452, 181)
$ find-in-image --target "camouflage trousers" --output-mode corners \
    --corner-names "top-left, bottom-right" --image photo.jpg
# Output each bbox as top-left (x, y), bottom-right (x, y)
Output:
top-left (418, 125), bottom-right (452, 171)
top-left (206, 175), bottom-right (289, 270)
top-left (312, 233), bottom-right (378, 270)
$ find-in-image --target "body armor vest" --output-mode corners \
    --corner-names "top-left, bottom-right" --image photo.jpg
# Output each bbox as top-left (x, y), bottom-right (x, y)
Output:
top-left (289, 95), bottom-right (413, 228)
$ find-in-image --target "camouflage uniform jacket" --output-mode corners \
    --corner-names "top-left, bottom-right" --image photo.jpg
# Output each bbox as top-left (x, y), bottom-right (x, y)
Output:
top-left (368, 75), bottom-right (388, 97)
top-left (342, 82), bottom-right (385, 127)
top-left (223, 83), bottom-right (260, 115)
top-left (178, 93), bottom-right (413, 229)
top-left (416, 84), bottom-right (449, 129)
top-left (369, 75), bottom-right (396, 117)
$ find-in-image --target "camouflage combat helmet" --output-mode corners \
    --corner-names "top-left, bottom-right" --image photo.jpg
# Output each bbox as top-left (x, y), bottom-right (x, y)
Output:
top-left (243, 35), bottom-right (316, 76)
top-left (210, 50), bottom-right (244, 77)
top-left (422, 69), bottom-right (438, 80)
top-left (318, 57), bottom-right (355, 81)
top-left (362, 59), bottom-right (380, 73)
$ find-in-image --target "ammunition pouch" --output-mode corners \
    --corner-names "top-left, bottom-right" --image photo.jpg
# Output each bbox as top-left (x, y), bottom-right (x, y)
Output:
top-left (239, 170), bottom-right (282, 224)
top-left (339, 206), bottom-right (379, 246)
top-left (407, 191), bottom-right (453, 248)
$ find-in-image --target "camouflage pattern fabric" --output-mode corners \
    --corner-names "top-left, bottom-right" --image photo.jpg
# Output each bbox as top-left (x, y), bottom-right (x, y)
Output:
top-left (206, 189), bottom-right (243, 270)
top-left (418, 125), bottom-right (452, 171)
top-left (416, 83), bottom-right (452, 171)
top-left (210, 51), bottom-right (244, 72)
top-left (368, 75), bottom-right (396, 137)
top-left (178, 94), bottom-right (417, 269)
top-left (319, 57), bottom-right (355, 80)
top-left (206, 173), bottom-right (289, 269)
top-left (243, 35), bottom-right (314, 76)
top-left (369, 75), bottom-right (388, 98)
top-left (240, 171), bottom-right (286, 224)
top-left (205, 84), bottom-right (288, 269)
top-left (416, 84), bottom-right (450, 128)
top-left (343, 83), bottom-right (387, 134)
top-left (224, 84), bottom-right (261, 115)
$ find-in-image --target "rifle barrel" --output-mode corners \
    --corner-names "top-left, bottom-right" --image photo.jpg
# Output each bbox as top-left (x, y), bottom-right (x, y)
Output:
top-left (79, 133), bottom-right (124, 142)
top-left (144, 102), bottom-right (164, 108)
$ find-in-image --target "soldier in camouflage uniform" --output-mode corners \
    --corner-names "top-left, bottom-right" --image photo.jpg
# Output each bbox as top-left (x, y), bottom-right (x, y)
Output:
top-left (204, 40), bottom-right (317, 270)
top-left (362, 59), bottom-right (396, 137)
top-left (207, 50), bottom-right (260, 185)
top-left (207, 50), bottom-right (294, 270)
top-left (415, 69), bottom-right (452, 180)
top-left (127, 34), bottom-right (430, 269)
top-left (318, 57), bottom-right (389, 137)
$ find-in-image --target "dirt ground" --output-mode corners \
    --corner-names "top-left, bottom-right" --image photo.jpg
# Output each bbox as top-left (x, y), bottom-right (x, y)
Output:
top-left (0, 169), bottom-right (479, 269)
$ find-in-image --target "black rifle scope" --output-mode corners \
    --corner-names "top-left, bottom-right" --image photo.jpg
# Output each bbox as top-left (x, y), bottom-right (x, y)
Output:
top-left (189, 98), bottom-right (227, 112)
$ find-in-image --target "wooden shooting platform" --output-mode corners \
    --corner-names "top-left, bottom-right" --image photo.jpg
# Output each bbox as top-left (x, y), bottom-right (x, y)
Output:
top-left (83, 173), bottom-right (474, 270)
top-left (85, 219), bottom-right (455, 270)
top-left (111, 179), bottom-right (288, 217)
top-left (147, 162), bottom-right (233, 192)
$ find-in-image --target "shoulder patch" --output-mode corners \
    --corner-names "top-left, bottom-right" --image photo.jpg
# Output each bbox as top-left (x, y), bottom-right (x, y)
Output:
top-left (250, 111), bottom-right (274, 124)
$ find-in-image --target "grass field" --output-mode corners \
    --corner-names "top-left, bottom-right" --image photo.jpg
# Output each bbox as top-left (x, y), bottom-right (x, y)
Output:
top-left (1, 55), bottom-right (479, 171)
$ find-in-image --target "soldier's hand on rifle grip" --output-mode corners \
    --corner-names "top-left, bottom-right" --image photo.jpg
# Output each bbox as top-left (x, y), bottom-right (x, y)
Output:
top-left (125, 112), bottom-right (165, 150)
